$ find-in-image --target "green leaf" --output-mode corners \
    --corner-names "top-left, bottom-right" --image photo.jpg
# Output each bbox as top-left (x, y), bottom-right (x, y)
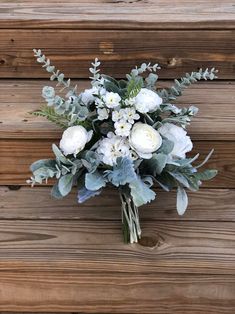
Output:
top-left (85, 171), bottom-right (106, 191)
top-left (58, 174), bottom-right (74, 196)
top-left (157, 138), bottom-right (174, 155)
top-left (196, 149), bottom-right (214, 169)
top-left (126, 76), bottom-right (143, 98)
top-left (52, 144), bottom-right (71, 165)
top-left (146, 153), bottom-right (167, 176)
top-left (168, 172), bottom-right (190, 189)
top-left (105, 157), bottom-right (136, 187)
top-left (176, 186), bottom-right (188, 215)
top-left (77, 187), bottom-right (102, 203)
top-left (194, 169), bottom-right (218, 181)
top-left (51, 183), bottom-right (64, 199)
top-left (129, 177), bottom-right (156, 207)
top-left (103, 80), bottom-right (121, 94)
top-left (102, 75), bottom-right (119, 86)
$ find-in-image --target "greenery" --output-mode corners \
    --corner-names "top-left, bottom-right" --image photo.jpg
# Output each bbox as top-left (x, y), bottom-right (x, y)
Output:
top-left (28, 50), bottom-right (218, 243)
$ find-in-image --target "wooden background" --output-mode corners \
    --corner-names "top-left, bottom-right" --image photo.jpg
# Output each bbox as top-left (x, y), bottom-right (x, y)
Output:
top-left (0, 1), bottom-right (235, 313)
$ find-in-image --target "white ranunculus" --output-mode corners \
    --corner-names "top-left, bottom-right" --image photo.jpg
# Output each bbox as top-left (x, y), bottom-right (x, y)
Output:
top-left (103, 92), bottom-right (121, 108)
top-left (129, 123), bottom-right (162, 159)
top-left (158, 123), bottom-right (193, 159)
top-left (135, 88), bottom-right (162, 113)
top-left (60, 126), bottom-right (93, 156)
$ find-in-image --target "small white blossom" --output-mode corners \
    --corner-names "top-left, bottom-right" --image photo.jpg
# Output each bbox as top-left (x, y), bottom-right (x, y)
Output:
top-left (97, 132), bottom-right (131, 166)
top-left (97, 108), bottom-right (109, 120)
top-left (135, 88), bottom-right (162, 113)
top-left (124, 97), bottom-right (136, 106)
top-left (60, 126), bottom-right (93, 156)
top-left (114, 119), bottom-right (132, 137)
top-left (124, 108), bottom-right (140, 124)
top-left (103, 92), bottom-right (121, 108)
top-left (95, 97), bottom-right (104, 108)
top-left (112, 110), bottom-right (125, 122)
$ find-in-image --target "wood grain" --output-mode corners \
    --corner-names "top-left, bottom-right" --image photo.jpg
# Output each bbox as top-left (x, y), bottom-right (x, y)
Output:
top-left (0, 220), bottom-right (233, 275)
top-left (0, 272), bottom-right (234, 313)
top-left (0, 140), bottom-right (233, 187)
top-left (1, 186), bottom-right (235, 222)
top-left (0, 30), bottom-right (234, 79)
top-left (0, 0), bottom-right (235, 30)
top-left (1, 80), bottom-right (235, 140)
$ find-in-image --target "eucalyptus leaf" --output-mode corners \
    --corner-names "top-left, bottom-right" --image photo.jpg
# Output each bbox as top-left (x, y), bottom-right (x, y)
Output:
top-left (58, 174), bottom-right (74, 196)
top-left (30, 159), bottom-right (56, 172)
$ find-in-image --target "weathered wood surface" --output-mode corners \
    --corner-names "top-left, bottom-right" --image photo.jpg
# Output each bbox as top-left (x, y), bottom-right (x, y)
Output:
top-left (1, 186), bottom-right (235, 221)
top-left (0, 139), bottom-right (233, 187)
top-left (0, 273), bottom-right (234, 313)
top-left (0, 2), bottom-right (235, 312)
top-left (1, 80), bottom-right (235, 140)
top-left (0, 220), bottom-right (233, 275)
top-left (0, 0), bottom-right (235, 30)
top-left (0, 30), bottom-right (234, 79)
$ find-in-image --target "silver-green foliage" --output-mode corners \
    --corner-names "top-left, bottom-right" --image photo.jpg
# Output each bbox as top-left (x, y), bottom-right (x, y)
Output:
top-left (29, 52), bottom-right (218, 218)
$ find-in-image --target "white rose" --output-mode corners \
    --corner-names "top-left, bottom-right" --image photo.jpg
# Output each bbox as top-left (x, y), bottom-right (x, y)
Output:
top-left (135, 88), bottom-right (162, 113)
top-left (103, 92), bottom-right (121, 108)
top-left (129, 123), bottom-right (162, 159)
top-left (59, 126), bottom-right (93, 156)
top-left (158, 123), bottom-right (193, 159)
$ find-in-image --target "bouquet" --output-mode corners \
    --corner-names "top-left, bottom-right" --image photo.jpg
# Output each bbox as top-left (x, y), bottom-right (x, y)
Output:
top-left (28, 49), bottom-right (218, 243)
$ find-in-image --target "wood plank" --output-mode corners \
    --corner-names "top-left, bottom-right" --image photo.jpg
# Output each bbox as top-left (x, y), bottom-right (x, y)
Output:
top-left (0, 220), bottom-right (233, 275)
top-left (1, 186), bottom-right (235, 221)
top-left (0, 140), bottom-right (233, 187)
top-left (0, 272), bottom-right (234, 313)
top-left (0, 30), bottom-right (234, 79)
top-left (1, 80), bottom-right (235, 141)
top-left (0, 0), bottom-right (235, 30)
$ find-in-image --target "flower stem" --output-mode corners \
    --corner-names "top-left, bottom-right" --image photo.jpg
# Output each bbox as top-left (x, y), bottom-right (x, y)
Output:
top-left (119, 190), bottom-right (141, 244)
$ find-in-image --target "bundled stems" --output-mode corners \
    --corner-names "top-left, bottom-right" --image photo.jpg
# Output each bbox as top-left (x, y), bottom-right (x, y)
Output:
top-left (119, 189), bottom-right (141, 243)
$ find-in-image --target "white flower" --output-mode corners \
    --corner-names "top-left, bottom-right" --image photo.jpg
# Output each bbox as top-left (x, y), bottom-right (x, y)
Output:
top-left (135, 88), bottom-right (162, 113)
top-left (59, 126), bottom-right (93, 156)
top-left (81, 87), bottom-right (98, 105)
top-left (112, 109), bottom-right (125, 122)
top-left (124, 108), bottom-right (140, 124)
top-left (124, 97), bottom-right (136, 106)
top-left (95, 97), bottom-right (104, 108)
top-left (158, 123), bottom-right (193, 159)
top-left (114, 119), bottom-right (132, 137)
top-left (97, 108), bottom-right (109, 120)
top-left (103, 92), bottom-right (121, 108)
top-left (97, 132), bottom-right (131, 166)
top-left (129, 122), bottom-right (162, 159)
